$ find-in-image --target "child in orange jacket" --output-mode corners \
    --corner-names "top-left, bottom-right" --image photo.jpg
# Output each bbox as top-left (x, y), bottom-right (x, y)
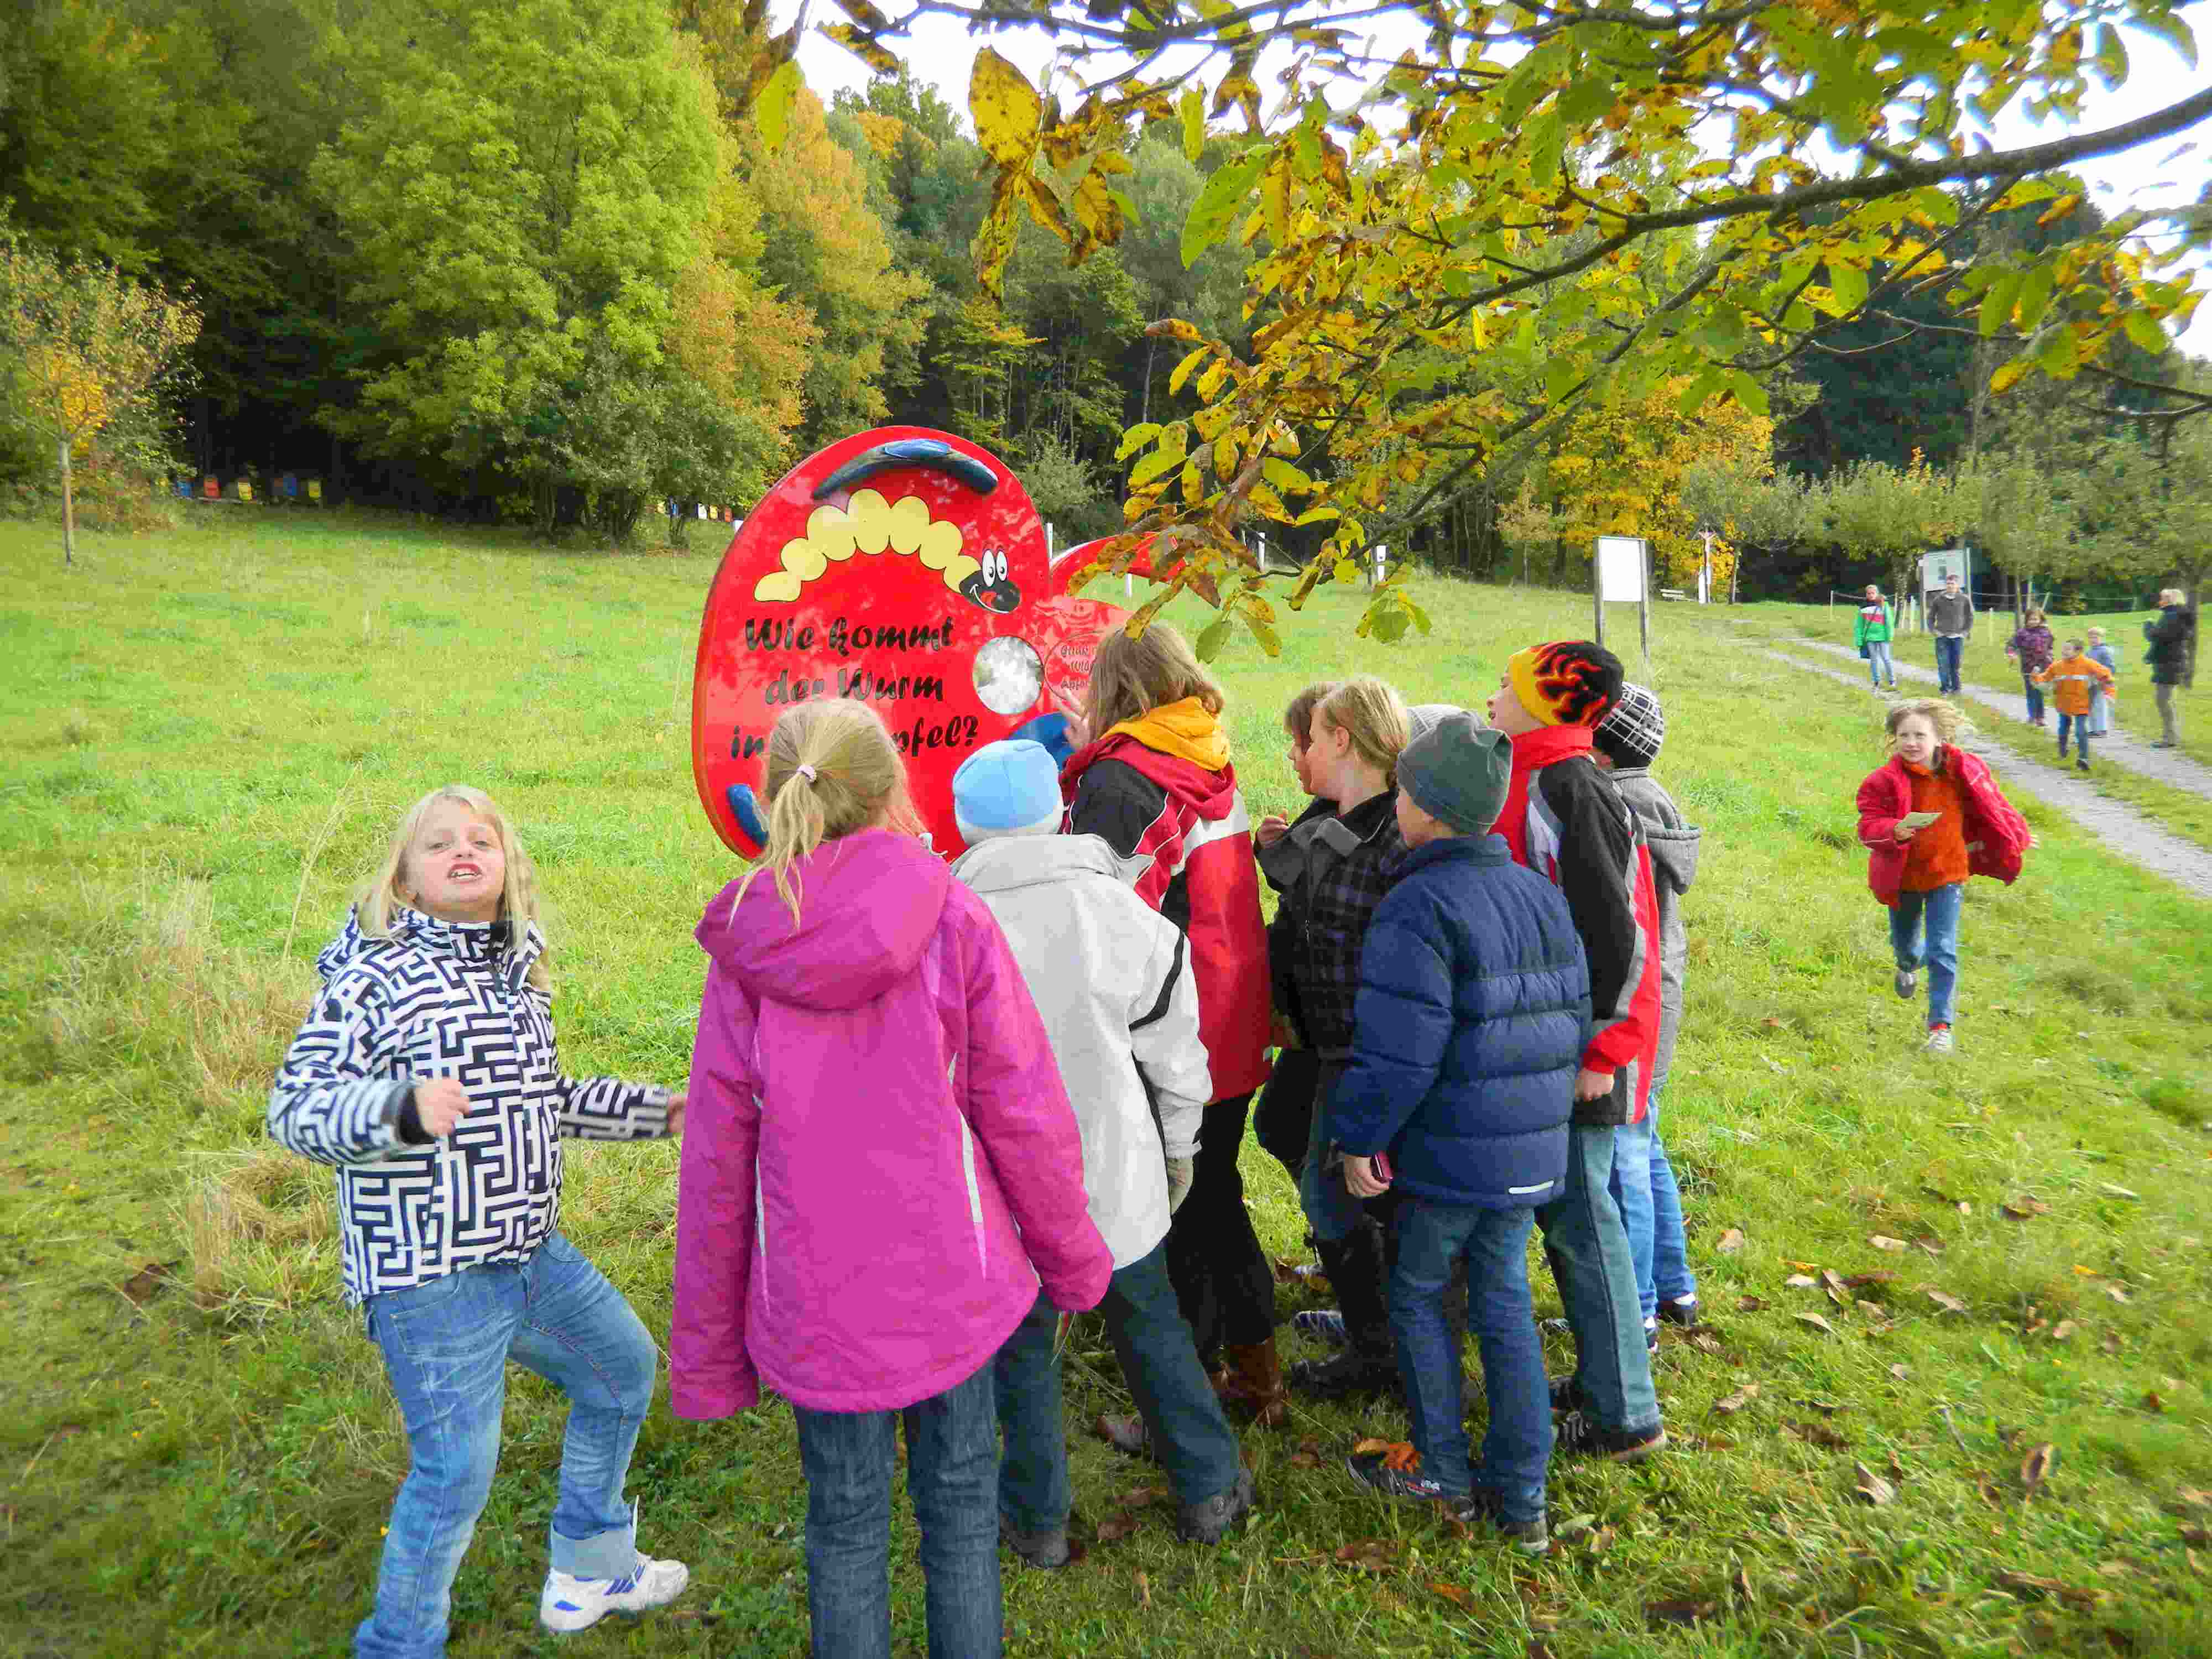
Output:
top-left (2034, 638), bottom-right (2116, 773)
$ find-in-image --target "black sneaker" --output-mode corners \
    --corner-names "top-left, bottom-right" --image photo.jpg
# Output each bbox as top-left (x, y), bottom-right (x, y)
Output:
top-left (1292, 1308), bottom-right (1349, 1348)
top-left (999, 1516), bottom-right (1071, 1569)
top-left (1345, 1444), bottom-right (1451, 1505)
top-left (1176, 1467), bottom-right (1257, 1544)
top-left (2076, 758), bottom-right (2090, 772)
top-left (1288, 1349), bottom-right (1401, 1400)
top-left (1547, 1374), bottom-right (1584, 1413)
top-left (1553, 1411), bottom-right (1667, 1463)
top-left (1453, 1486), bottom-right (1549, 1555)
top-left (1657, 1296), bottom-right (1701, 1329)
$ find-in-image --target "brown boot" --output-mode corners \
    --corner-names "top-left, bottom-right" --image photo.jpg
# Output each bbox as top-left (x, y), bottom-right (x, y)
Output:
top-left (1217, 1338), bottom-right (1290, 1427)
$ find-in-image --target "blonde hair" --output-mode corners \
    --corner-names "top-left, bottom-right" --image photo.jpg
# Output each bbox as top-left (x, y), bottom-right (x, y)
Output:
top-left (1314, 676), bottom-right (1413, 787)
top-left (2025, 607), bottom-right (2046, 626)
top-left (2158, 587), bottom-right (2187, 607)
top-left (1084, 620), bottom-right (1225, 740)
top-left (360, 785), bottom-right (547, 990)
top-left (1885, 697), bottom-right (1961, 753)
top-left (1282, 681), bottom-right (1342, 748)
top-left (731, 701), bottom-right (917, 927)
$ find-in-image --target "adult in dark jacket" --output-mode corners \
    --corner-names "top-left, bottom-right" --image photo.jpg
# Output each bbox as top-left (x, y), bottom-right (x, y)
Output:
top-left (1060, 620), bottom-right (1282, 1426)
top-left (2145, 588), bottom-right (2194, 748)
top-left (1330, 716), bottom-right (1588, 1551)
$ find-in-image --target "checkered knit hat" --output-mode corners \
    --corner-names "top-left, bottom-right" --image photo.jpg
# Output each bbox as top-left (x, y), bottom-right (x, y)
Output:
top-left (1593, 682), bottom-right (1666, 769)
top-left (1504, 640), bottom-right (1624, 729)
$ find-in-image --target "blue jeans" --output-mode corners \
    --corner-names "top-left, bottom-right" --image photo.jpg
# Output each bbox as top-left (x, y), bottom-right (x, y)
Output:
top-left (1891, 881), bottom-right (1962, 1028)
top-left (1297, 1060), bottom-right (1365, 1245)
top-left (793, 1363), bottom-right (1001, 1659)
top-left (1390, 1201), bottom-right (1549, 1520)
top-left (1534, 1126), bottom-right (1661, 1436)
top-left (1608, 1089), bottom-right (1697, 1322)
top-left (1865, 640), bottom-right (1895, 686)
top-left (1934, 634), bottom-right (1964, 693)
top-left (995, 1243), bottom-right (1241, 1525)
top-left (2058, 712), bottom-right (2091, 760)
top-left (357, 1235), bottom-right (656, 1659)
top-left (2022, 672), bottom-right (2046, 722)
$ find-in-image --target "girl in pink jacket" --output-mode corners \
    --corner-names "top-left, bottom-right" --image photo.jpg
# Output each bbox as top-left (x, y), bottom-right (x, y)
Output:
top-left (671, 699), bottom-right (1110, 1659)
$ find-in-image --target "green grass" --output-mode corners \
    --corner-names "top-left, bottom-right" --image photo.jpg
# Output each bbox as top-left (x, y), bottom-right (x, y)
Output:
top-left (6, 515), bottom-right (2212, 1657)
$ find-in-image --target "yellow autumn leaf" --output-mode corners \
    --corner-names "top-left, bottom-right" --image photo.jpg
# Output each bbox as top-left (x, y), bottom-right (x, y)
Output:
top-left (970, 49), bottom-right (1044, 170)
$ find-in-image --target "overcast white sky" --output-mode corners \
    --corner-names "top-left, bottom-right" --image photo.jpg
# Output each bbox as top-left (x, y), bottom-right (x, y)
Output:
top-left (790, 7), bottom-right (2212, 354)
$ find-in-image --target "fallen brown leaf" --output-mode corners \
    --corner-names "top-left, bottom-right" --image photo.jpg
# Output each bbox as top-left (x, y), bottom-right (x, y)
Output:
top-left (2103, 1331), bottom-right (2124, 1355)
top-left (1350, 1438), bottom-right (1397, 1457)
top-left (1785, 1274), bottom-right (1818, 1289)
top-left (1585, 1525), bottom-right (1616, 1553)
top-left (1713, 1384), bottom-right (1761, 1415)
top-left (1842, 1270), bottom-right (1898, 1288)
top-left (2021, 1442), bottom-right (2057, 1502)
top-left (1794, 1312), bottom-right (1837, 1335)
top-left (1785, 1420), bottom-right (1853, 1450)
top-left (2145, 1392), bottom-right (2166, 1414)
top-left (1716, 1228), bottom-right (1746, 1254)
top-left (1913, 1235), bottom-right (1947, 1255)
top-left (1856, 1300), bottom-right (1888, 1321)
top-left (1136, 1571), bottom-right (1151, 1609)
top-left (2003, 1197), bottom-right (2050, 1219)
top-left (118, 1261), bottom-right (168, 1305)
top-left (1117, 1485), bottom-right (1171, 1509)
top-left (1889, 1364), bottom-right (1912, 1382)
top-left (1093, 1510), bottom-right (1141, 1543)
top-left (2103, 1282), bottom-right (2132, 1303)
top-left (1736, 1295), bottom-right (1767, 1312)
top-left (2050, 1319), bottom-right (2078, 1343)
top-left (1731, 1562), bottom-right (1754, 1602)
top-left (1528, 1642), bottom-right (1557, 1659)
top-left (1335, 1538), bottom-right (1400, 1574)
top-left (1428, 1580), bottom-right (1475, 1610)
top-left (1684, 1329), bottom-right (1726, 1356)
top-left (1820, 1269), bottom-right (1848, 1294)
top-left (1918, 1285), bottom-right (1967, 1315)
top-left (1646, 1597), bottom-right (1717, 1627)
top-left (1998, 1570), bottom-right (2104, 1611)
top-left (1868, 1235), bottom-right (1908, 1252)
top-left (1854, 1462), bottom-right (1897, 1506)
top-left (2177, 1489), bottom-right (2212, 1509)
top-left (2182, 1527), bottom-right (2212, 1548)
top-left (1289, 1449), bottom-right (1321, 1469)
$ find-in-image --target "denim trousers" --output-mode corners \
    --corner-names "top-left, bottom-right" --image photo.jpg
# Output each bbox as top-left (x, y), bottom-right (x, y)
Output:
top-left (356, 1235), bottom-right (656, 1659)
top-left (1934, 634), bottom-right (1964, 692)
top-left (1865, 640), bottom-right (1895, 686)
top-left (994, 1242), bottom-right (1241, 1525)
top-left (1296, 1060), bottom-right (1366, 1246)
top-left (1162, 1092), bottom-right (1276, 1361)
top-left (793, 1363), bottom-right (1001, 1659)
top-left (1606, 1087), bottom-right (1698, 1322)
top-left (1890, 881), bottom-right (1963, 1027)
top-left (1534, 1125), bottom-right (1661, 1436)
top-left (1390, 1200), bottom-right (1550, 1520)
top-left (2057, 712), bottom-right (2091, 759)
top-left (2021, 672), bottom-right (2046, 722)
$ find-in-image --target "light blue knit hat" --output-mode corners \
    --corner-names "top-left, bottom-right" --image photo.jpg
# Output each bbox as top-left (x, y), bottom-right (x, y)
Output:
top-left (953, 739), bottom-right (1063, 843)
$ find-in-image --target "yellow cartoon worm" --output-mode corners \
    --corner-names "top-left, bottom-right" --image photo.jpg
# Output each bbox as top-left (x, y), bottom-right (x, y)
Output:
top-left (754, 489), bottom-right (1020, 613)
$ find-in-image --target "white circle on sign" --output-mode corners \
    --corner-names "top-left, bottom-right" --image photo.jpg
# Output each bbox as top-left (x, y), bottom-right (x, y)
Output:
top-left (972, 635), bottom-right (1044, 716)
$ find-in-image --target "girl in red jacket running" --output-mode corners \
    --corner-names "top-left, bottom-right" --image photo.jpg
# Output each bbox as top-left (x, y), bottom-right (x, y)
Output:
top-left (1854, 700), bottom-right (2032, 1056)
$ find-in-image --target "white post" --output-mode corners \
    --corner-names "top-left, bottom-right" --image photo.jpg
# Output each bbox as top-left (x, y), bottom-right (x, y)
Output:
top-left (1046, 520), bottom-right (1055, 556)
top-left (1699, 529), bottom-right (1712, 603)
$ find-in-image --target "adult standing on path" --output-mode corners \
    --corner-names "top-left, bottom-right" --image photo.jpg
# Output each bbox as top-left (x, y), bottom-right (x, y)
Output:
top-left (1928, 572), bottom-right (1973, 694)
top-left (1854, 585), bottom-right (1898, 691)
top-left (2146, 588), bottom-right (2195, 749)
top-left (2005, 608), bottom-right (2056, 729)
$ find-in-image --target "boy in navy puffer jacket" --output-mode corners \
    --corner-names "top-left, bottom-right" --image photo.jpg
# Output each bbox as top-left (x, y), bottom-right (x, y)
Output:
top-left (1328, 716), bottom-right (1590, 1553)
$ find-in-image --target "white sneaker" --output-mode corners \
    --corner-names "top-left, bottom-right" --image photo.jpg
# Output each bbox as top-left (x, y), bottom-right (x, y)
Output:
top-left (1922, 1024), bottom-right (1955, 1055)
top-left (539, 1555), bottom-right (690, 1632)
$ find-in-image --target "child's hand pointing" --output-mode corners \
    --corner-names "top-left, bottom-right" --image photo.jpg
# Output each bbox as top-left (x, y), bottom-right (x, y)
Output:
top-left (413, 1078), bottom-right (470, 1138)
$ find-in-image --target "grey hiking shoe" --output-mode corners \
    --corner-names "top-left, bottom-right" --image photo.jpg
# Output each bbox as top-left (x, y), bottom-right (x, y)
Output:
top-left (1923, 1022), bottom-right (1955, 1055)
top-left (1894, 966), bottom-right (1917, 999)
top-left (1553, 1411), bottom-right (1667, 1463)
top-left (999, 1516), bottom-right (1071, 1569)
top-left (1454, 1486), bottom-right (1550, 1556)
top-left (1176, 1467), bottom-right (1257, 1544)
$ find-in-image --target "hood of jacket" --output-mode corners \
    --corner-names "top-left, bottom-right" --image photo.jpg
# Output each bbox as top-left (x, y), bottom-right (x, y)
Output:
top-left (697, 829), bottom-right (950, 1010)
top-left (1061, 706), bottom-right (1243, 826)
top-left (1605, 769), bottom-right (1700, 898)
top-left (315, 904), bottom-right (542, 994)
top-left (1099, 696), bottom-right (1230, 771)
top-left (949, 831), bottom-right (1150, 896)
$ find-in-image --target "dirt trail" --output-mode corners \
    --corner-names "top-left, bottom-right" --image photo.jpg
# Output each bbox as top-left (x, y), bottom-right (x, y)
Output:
top-left (1788, 636), bottom-right (2212, 802)
top-left (1758, 648), bottom-right (2212, 901)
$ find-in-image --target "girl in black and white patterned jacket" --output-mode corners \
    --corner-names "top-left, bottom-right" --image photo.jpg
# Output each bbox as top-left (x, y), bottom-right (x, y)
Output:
top-left (269, 784), bottom-right (688, 1658)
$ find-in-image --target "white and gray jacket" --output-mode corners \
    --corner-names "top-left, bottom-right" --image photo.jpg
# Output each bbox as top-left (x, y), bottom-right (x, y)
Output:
top-left (1605, 769), bottom-right (1702, 1094)
top-left (268, 906), bottom-right (669, 1305)
top-left (949, 833), bottom-right (1211, 1270)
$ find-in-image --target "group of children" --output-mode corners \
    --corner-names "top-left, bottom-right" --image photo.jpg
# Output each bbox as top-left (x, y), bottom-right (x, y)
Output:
top-left (269, 622), bottom-right (2041, 1659)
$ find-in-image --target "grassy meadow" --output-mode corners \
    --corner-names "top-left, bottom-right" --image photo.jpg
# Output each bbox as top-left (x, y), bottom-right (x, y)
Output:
top-left (4, 513), bottom-right (2211, 1658)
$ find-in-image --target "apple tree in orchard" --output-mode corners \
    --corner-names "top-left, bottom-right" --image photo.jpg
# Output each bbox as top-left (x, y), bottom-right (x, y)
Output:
top-left (766, 0), bottom-right (2210, 652)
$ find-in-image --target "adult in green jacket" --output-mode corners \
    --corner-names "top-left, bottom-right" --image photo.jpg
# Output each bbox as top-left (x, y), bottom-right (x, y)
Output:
top-left (1853, 585), bottom-right (1897, 690)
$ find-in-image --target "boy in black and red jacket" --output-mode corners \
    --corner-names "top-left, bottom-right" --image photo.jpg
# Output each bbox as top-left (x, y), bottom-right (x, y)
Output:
top-left (1484, 640), bottom-right (1667, 1463)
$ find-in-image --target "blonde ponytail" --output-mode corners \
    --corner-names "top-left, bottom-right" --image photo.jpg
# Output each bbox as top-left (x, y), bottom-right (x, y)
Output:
top-left (1315, 676), bottom-right (1413, 787)
top-left (731, 701), bottom-right (916, 927)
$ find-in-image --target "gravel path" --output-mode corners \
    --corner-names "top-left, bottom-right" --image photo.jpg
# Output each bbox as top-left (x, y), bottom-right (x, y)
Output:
top-left (1758, 648), bottom-right (2212, 901)
top-left (1788, 636), bottom-right (2212, 802)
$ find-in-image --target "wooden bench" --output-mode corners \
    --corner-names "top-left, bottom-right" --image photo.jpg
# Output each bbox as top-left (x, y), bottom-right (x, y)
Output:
top-left (1659, 587), bottom-right (1690, 601)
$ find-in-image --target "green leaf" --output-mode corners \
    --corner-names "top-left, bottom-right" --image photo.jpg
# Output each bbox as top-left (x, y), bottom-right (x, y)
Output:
top-left (2093, 22), bottom-right (2130, 88)
top-left (756, 61), bottom-right (801, 152)
top-left (1369, 607), bottom-right (1410, 643)
top-left (1332, 557), bottom-right (1360, 584)
top-left (1182, 154), bottom-right (1265, 268)
top-left (1168, 346), bottom-right (1209, 397)
top-left (1827, 259), bottom-right (1868, 316)
top-left (1676, 369), bottom-right (1725, 417)
top-left (1261, 457), bottom-right (1310, 493)
top-left (2123, 310), bottom-right (2170, 355)
top-left (1115, 421), bottom-right (1161, 461)
top-left (1194, 617), bottom-right (1233, 661)
top-left (1180, 89), bottom-right (1206, 163)
top-left (1130, 444), bottom-right (1180, 487)
top-left (2014, 264), bottom-right (2057, 332)
top-left (2139, 9), bottom-right (2198, 70)
top-left (1978, 270), bottom-right (2022, 337)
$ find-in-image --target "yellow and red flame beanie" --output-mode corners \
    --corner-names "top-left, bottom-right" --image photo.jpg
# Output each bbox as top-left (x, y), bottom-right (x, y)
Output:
top-left (1505, 640), bottom-right (1625, 729)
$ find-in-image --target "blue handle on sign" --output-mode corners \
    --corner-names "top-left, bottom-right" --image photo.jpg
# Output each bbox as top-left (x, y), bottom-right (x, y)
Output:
top-left (726, 784), bottom-right (769, 849)
top-left (812, 440), bottom-right (1000, 502)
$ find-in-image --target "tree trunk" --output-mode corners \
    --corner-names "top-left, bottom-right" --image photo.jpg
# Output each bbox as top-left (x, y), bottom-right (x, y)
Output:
top-left (59, 437), bottom-right (76, 567)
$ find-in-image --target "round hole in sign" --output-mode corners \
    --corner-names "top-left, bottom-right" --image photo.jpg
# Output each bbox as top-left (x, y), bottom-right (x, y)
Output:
top-left (973, 635), bottom-right (1044, 716)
